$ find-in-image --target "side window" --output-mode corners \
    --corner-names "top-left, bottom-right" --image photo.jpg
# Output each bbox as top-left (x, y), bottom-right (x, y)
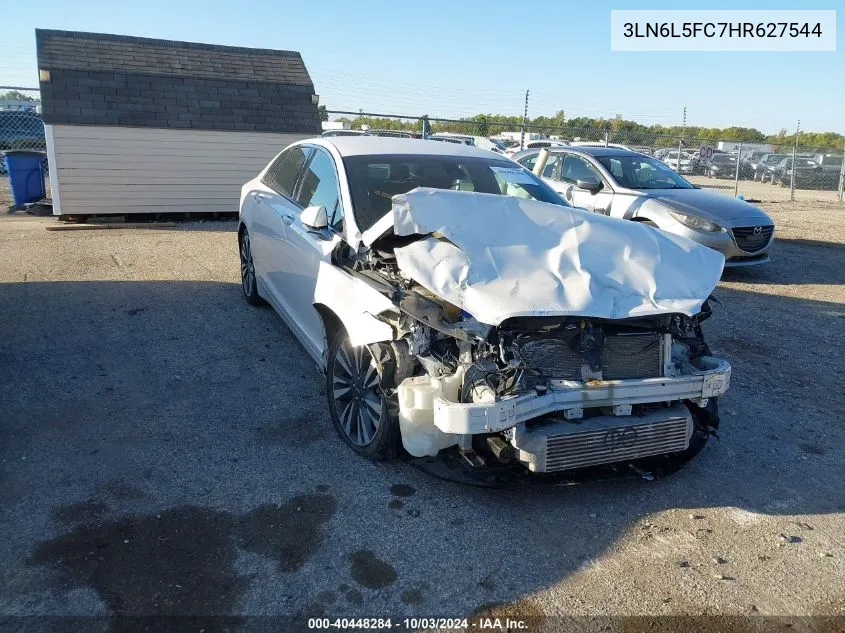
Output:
top-left (542, 154), bottom-right (561, 179)
top-left (518, 154), bottom-right (560, 178)
top-left (518, 155), bottom-right (537, 171)
top-left (263, 146), bottom-right (311, 199)
top-left (606, 158), bottom-right (624, 181)
top-left (561, 154), bottom-right (603, 185)
top-left (295, 149), bottom-right (344, 231)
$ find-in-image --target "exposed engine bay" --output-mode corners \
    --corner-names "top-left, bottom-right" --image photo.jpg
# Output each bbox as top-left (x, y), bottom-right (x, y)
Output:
top-left (324, 189), bottom-right (731, 476)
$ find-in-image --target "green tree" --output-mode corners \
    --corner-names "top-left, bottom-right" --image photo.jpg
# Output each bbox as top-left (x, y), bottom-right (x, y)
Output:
top-left (0, 90), bottom-right (36, 101)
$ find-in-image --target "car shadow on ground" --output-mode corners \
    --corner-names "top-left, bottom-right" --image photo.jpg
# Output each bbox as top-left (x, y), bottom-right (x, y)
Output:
top-left (1, 279), bottom-right (843, 632)
top-left (722, 236), bottom-right (845, 286)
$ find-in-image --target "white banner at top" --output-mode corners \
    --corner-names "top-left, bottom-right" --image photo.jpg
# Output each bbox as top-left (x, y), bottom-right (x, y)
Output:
top-left (611, 10), bottom-right (836, 52)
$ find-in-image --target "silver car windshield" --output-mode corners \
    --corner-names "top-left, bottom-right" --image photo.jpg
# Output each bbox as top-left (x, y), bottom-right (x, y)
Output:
top-left (597, 156), bottom-right (695, 190)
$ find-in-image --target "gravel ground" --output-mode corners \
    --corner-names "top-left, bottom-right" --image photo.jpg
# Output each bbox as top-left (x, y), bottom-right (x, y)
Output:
top-left (688, 175), bottom-right (842, 204)
top-left (1, 201), bottom-right (844, 632)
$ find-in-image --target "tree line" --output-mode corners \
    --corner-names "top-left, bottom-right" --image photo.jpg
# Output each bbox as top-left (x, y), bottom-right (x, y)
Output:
top-left (325, 109), bottom-right (844, 152)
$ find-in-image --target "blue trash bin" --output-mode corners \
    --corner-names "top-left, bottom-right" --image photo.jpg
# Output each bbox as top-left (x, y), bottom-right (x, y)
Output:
top-left (3, 150), bottom-right (47, 206)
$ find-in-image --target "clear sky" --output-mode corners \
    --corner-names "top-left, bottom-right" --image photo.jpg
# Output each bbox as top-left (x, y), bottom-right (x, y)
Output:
top-left (3, 0), bottom-right (842, 134)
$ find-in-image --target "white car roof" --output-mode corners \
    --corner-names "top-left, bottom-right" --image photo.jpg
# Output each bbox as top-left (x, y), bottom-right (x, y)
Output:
top-left (316, 135), bottom-right (498, 159)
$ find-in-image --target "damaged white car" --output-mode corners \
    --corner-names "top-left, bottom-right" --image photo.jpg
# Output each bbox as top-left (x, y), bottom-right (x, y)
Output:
top-left (238, 137), bottom-right (730, 478)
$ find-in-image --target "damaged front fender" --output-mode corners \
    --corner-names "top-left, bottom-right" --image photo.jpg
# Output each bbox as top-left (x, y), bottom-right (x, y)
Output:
top-left (313, 261), bottom-right (398, 352)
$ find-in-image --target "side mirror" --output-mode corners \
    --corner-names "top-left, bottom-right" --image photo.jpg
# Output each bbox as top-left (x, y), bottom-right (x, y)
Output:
top-left (300, 205), bottom-right (328, 230)
top-left (576, 177), bottom-right (602, 193)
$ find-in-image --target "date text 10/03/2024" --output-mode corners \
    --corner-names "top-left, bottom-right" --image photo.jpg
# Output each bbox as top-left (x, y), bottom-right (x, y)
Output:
top-left (307, 617), bottom-right (529, 630)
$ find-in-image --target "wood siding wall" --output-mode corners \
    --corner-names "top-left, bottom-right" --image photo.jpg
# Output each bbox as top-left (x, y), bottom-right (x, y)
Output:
top-left (47, 125), bottom-right (308, 215)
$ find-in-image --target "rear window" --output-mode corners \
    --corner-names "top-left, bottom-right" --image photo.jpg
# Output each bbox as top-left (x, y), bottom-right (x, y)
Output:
top-left (342, 154), bottom-right (567, 231)
top-left (262, 146), bottom-right (311, 199)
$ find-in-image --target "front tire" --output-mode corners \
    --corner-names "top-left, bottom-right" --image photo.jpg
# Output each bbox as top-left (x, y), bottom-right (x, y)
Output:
top-left (239, 229), bottom-right (263, 306)
top-left (326, 335), bottom-right (401, 460)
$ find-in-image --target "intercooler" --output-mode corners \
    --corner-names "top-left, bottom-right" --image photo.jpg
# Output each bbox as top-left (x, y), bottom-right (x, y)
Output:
top-left (515, 331), bottom-right (663, 381)
top-left (511, 405), bottom-right (693, 472)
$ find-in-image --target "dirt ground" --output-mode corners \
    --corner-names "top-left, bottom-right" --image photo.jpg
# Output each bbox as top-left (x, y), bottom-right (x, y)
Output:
top-left (1, 198), bottom-right (844, 632)
top-left (688, 174), bottom-right (841, 204)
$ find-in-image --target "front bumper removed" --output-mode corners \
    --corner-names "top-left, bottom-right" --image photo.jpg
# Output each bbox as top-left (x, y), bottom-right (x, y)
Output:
top-left (431, 357), bottom-right (731, 435)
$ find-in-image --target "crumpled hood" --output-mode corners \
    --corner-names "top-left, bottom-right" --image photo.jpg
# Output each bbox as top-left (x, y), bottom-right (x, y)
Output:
top-left (371, 188), bottom-right (725, 326)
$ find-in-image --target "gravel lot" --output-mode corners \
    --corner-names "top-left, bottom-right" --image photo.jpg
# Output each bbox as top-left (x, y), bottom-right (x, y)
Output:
top-left (1, 199), bottom-right (844, 631)
top-left (688, 175), bottom-right (842, 204)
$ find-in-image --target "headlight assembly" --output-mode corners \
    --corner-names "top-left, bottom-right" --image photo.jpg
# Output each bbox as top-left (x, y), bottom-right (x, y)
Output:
top-left (667, 210), bottom-right (725, 233)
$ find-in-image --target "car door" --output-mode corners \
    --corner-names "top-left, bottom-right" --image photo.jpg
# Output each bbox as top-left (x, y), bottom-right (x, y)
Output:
top-left (248, 145), bottom-right (312, 316)
top-left (273, 146), bottom-right (345, 355)
top-left (557, 153), bottom-right (614, 214)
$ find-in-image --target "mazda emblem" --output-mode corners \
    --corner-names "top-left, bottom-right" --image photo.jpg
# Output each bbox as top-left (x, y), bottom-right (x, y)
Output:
top-left (753, 225), bottom-right (762, 235)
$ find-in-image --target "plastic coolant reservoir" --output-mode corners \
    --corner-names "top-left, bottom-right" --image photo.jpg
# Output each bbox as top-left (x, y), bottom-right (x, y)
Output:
top-left (397, 372), bottom-right (463, 457)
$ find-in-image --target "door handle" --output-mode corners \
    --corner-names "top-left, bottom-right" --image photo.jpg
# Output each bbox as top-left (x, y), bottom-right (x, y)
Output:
top-left (254, 192), bottom-right (268, 203)
top-left (281, 214), bottom-right (294, 225)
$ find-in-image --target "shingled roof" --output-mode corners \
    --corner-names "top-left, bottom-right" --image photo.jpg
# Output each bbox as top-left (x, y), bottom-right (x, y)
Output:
top-left (36, 29), bottom-right (321, 134)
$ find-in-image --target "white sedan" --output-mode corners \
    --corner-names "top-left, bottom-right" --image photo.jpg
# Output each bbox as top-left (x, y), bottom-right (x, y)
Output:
top-left (237, 136), bottom-right (729, 476)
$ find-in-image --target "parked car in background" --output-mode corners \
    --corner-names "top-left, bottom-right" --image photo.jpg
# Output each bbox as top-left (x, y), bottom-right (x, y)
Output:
top-left (570, 141), bottom-right (632, 151)
top-left (770, 155), bottom-right (818, 187)
top-left (237, 136), bottom-right (729, 475)
top-left (632, 146), bottom-right (654, 156)
top-left (662, 150), bottom-right (696, 174)
top-left (429, 133), bottom-right (507, 154)
top-left (743, 151), bottom-right (767, 173)
top-left (504, 138), bottom-right (570, 156)
top-left (752, 153), bottom-right (785, 181)
top-left (813, 154), bottom-right (844, 189)
top-left (429, 134), bottom-right (470, 145)
top-left (368, 129), bottom-right (416, 138)
top-left (322, 129), bottom-right (370, 137)
top-left (512, 146), bottom-right (775, 266)
top-left (492, 137), bottom-right (521, 152)
top-left (705, 152), bottom-right (740, 179)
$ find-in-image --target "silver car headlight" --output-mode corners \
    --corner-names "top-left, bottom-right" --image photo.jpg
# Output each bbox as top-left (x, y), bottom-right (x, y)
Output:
top-left (667, 210), bottom-right (725, 233)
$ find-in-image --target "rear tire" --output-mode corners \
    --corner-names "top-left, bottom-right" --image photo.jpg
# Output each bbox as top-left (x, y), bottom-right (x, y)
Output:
top-left (326, 335), bottom-right (401, 460)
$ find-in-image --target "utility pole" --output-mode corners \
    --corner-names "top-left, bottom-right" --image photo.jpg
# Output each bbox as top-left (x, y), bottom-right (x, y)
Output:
top-left (790, 120), bottom-right (800, 202)
top-left (520, 89), bottom-right (529, 150)
top-left (676, 106), bottom-right (686, 173)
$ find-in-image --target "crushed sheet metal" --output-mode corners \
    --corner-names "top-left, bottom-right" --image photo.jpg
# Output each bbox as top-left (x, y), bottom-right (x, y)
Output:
top-left (388, 189), bottom-right (725, 325)
top-left (313, 261), bottom-right (397, 347)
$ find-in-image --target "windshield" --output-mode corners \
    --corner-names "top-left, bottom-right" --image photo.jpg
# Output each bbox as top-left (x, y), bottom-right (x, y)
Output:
top-left (597, 155), bottom-right (694, 190)
top-left (712, 154), bottom-right (736, 163)
top-left (343, 155), bottom-right (568, 231)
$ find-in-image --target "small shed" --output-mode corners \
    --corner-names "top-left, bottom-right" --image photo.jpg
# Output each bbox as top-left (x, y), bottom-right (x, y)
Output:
top-left (36, 29), bottom-right (321, 216)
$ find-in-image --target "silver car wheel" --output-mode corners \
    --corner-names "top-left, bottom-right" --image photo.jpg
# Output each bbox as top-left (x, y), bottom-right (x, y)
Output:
top-left (331, 342), bottom-right (382, 446)
top-left (240, 233), bottom-right (255, 296)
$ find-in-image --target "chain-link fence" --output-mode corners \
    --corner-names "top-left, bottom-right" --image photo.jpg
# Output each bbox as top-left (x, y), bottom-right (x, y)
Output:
top-left (0, 87), bottom-right (46, 208)
top-left (0, 87), bottom-right (43, 148)
top-left (325, 110), bottom-right (845, 205)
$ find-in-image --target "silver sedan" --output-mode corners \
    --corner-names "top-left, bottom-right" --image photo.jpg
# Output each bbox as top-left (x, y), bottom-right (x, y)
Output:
top-left (512, 146), bottom-right (775, 266)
